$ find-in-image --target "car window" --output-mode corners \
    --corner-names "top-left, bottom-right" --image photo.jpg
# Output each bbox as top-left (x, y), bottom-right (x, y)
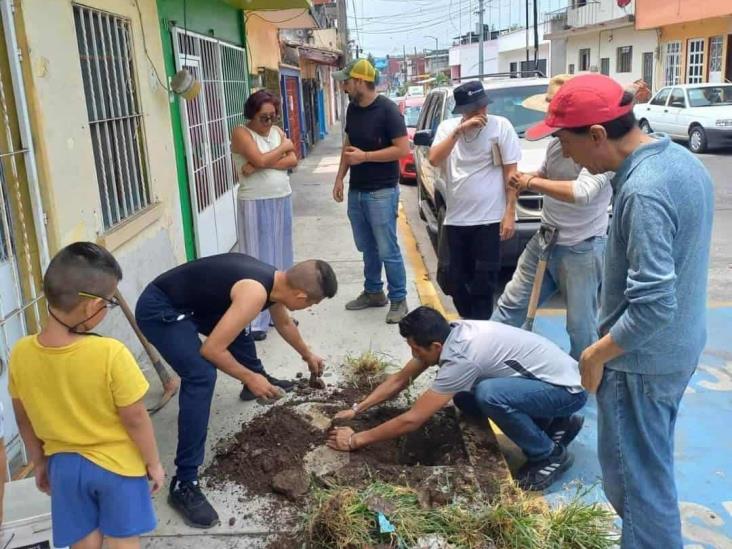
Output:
top-left (416, 95), bottom-right (435, 131)
top-left (687, 85), bottom-right (732, 107)
top-left (446, 84), bottom-right (547, 136)
top-left (650, 88), bottom-right (671, 106)
top-left (429, 95), bottom-right (444, 134)
top-left (403, 105), bottom-right (422, 128)
top-left (669, 88), bottom-right (686, 108)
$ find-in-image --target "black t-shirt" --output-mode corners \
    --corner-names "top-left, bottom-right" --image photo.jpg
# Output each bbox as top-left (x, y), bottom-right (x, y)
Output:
top-left (152, 253), bottom-right (276, 318)
top-left (345, 95), bottom-right (407, 191)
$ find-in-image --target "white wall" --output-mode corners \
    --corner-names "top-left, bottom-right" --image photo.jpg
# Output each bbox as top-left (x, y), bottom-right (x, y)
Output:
top-left (567, 0), bottom-right (637, 28)
top-left (449, 42), bottom-right (499, 79)
top-left (499, 44), bottom-right (552, 74)
top-left (565, 26), bottom-right (658, 85)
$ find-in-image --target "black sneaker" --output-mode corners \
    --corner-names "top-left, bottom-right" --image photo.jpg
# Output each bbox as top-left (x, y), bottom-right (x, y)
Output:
top-left (251, 330), bottom-right (267, 341)
top-left (168, 477), bottom-right (219, 528)
top-left (516, 444), bottom-right (574, 492)
top-left (546, 414), bottom-right (584, 448)
top-left (239, 374), bottom-right (295, 401)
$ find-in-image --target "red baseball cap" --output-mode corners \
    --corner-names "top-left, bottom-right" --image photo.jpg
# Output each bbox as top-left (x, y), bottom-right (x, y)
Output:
top-left (526, 74), bottom-right (634, 141)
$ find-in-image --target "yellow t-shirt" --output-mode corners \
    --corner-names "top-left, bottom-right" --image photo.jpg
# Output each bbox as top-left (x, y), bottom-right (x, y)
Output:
top-left (8, 335), bottom-right (149, 477)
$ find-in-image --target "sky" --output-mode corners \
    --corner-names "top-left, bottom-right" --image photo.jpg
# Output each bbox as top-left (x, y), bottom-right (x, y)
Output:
top-left (346, 0), bottom-right (569, 58)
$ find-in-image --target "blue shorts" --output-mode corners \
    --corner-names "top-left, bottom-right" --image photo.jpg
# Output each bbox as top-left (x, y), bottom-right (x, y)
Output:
top-left (48, 453), bottom-right (157, 546)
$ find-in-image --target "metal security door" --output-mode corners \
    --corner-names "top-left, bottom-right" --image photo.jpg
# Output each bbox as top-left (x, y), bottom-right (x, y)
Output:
top-left (0, 0), bottom-right (48, 473)
top-left (173, 28), bottom-right (248, 257)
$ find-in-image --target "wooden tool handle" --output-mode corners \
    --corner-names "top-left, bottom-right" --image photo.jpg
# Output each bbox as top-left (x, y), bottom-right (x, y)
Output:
top-left (525, 259), bottom-right (548, 329)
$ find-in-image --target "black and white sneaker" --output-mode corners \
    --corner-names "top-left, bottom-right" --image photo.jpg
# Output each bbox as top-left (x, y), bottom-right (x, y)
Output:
top-left (546, 414), bottom-right (584, 448)
top-left (516, 444), bottom-right (574, 492)
top-left (169, 477), bottom-right (220, 528)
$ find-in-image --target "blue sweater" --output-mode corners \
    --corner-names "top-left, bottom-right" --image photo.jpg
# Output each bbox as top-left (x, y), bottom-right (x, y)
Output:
top-left (600, 136), bottom-right (714, 374)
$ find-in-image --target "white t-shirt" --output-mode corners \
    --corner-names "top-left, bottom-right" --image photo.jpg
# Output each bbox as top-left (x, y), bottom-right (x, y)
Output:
top-left (432, 115), bottom-right (521, 226)
top-left (431, 321), bottom-right (584, 395)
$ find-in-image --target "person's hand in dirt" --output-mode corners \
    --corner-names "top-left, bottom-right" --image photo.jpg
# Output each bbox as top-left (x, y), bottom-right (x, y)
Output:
top-left (333, 408), bottom-right (357, 422)
top-left (303, 352), bottom-right (325, 377)
top-left (246, 372), bottom-right (282, 399)
top-left (327, 426), bottom-right (358, 452)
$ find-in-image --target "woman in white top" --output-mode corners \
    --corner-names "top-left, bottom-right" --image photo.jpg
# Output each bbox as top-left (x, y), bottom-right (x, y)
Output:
top-left (231, 90), bottom-right (298, 340)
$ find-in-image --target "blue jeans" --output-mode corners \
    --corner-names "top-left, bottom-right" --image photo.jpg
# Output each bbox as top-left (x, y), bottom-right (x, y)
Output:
top-left (454, 377), bottom-right (587, 460)
top-left (347, 186), bottom-right (407, 301)
top-left (492, 232), bottom-right (607, 360)
top-left (597, 367), bottom-right (694, 549)
top-left (135, 284), bottom-right (264, 482)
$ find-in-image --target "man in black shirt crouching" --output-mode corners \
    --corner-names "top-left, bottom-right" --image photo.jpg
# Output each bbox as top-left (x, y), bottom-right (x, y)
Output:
top-left (135, 254), bottom-right (337, 528)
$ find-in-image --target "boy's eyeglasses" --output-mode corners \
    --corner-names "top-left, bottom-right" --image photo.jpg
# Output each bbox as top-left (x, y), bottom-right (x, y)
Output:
top-left (78, 291), bottom-right (120, 310)
top-left (257, 114), bottom-right (279, 124)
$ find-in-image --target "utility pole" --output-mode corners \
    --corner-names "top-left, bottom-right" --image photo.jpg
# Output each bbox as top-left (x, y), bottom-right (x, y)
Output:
top-left (533, 0), bottom-right (539, 74)
top-left (478, 0), bottom-right (485, 76)
top-left (336, 0), bottom-right (349, 139)
top-left (525, 0), bottom-right (530, 70)
top-left (403, 44), bottom-right (407, 87)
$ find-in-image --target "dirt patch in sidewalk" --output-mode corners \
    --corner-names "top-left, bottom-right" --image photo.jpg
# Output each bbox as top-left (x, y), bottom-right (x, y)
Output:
top-left (204, 398), bottom-right (470, 497)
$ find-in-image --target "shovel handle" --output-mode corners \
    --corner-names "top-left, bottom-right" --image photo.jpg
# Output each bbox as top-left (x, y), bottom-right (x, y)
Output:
top-left (524, 258), bottom-right (548, 331)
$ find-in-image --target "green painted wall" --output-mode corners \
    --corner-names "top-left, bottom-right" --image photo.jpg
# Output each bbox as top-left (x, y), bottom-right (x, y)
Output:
top-left (157, 0), bottom-right (244, 46)
top-left (156, 0), bottom-right (245, 260)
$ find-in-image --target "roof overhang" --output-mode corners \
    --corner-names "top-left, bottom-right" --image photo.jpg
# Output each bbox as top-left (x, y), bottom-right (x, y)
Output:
top-left (297, 44), bottom-right (342, 66)
top-left (228, 0), bottom-right (312, 9)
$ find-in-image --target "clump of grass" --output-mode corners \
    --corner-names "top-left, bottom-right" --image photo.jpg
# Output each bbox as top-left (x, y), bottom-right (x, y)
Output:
top-left (302, 481), bottom-right (618, 549)
top-left (344, 350), bottom-right (395, 389)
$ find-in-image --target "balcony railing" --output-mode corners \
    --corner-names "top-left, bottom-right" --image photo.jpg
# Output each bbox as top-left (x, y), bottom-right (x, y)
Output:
top-left (567, 1), bottom-right (602, 29)
top-left (543, 7), bottom-right (569, 34)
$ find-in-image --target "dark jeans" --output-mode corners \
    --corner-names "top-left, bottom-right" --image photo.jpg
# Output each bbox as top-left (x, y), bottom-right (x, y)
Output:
top-left (454, 377), bottom-right (587, 460)
top-left (441, 223), bottom-right (501, 319)
top-left (135, 284), bottom-right (264, 482)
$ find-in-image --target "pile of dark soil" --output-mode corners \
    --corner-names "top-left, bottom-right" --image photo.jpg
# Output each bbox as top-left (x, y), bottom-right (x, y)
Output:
top-left (204, 406), bottom-right (319, 495)
top-left (204, 402), bottom-right (469, 498)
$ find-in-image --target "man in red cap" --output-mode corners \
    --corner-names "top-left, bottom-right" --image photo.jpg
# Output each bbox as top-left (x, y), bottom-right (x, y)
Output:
top-left (526, 74), bottom-right (714, 548)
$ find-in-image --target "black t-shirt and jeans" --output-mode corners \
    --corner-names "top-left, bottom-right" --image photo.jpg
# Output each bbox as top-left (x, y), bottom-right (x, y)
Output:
top-left (135, 254), bottom-right (275, 482)
top-left (345, 95), bottom-right (408, 301)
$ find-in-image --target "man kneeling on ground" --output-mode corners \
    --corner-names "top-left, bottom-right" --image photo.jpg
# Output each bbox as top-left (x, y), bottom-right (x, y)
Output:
top-left (327, 306), bottom-right (587, 491)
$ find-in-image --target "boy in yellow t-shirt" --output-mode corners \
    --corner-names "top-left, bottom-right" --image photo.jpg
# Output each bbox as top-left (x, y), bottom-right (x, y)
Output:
top-left (9, 242), bottom-right (164, 548)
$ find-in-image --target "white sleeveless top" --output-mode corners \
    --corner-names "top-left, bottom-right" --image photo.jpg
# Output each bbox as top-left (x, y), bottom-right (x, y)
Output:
top-left (233, 126), bottom-right (292, 200)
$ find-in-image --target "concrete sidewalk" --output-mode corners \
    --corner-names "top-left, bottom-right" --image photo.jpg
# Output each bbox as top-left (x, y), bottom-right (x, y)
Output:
top-left (141, 126), bottom-right (423, 547)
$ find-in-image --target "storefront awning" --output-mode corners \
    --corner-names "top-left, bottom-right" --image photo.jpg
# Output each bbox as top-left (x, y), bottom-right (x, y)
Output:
top-left (298, 45), bottom-right (341, 66)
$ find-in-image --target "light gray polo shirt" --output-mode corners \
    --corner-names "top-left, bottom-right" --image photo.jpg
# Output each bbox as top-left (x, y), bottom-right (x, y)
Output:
top-left (539, 138), bottom-right (613, 246)
top-left (431, 321), bottom-right (584, 395)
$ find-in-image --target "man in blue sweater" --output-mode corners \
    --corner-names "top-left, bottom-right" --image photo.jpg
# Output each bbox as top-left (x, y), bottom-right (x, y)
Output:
top-left (527, 74), bottom-right (714, 549)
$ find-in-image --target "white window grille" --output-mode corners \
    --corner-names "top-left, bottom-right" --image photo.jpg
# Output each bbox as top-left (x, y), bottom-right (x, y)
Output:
top-left (709, 36), bottom-right (723, 81)
top-left (663, 41), bottom-right (681, 86)
top-left (686, 38), bottom-right (705, 84)
top-left (73, 4), bottom-right (151, 230)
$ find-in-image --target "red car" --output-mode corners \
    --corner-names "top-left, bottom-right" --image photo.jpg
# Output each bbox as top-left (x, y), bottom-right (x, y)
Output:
top-left (398, 96), bottom-right (425, 184)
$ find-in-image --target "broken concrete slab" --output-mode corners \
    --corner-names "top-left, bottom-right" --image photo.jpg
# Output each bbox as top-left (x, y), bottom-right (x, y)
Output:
top-left (303, 445), bottom-right (350, 477)
top-left (291, 402), bottom-right (336, 431)
top-left (271, 468), bottom-right (310, 500)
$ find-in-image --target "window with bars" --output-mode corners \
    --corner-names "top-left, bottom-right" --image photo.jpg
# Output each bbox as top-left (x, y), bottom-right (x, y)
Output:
top-left (709, 36), bottom-right (723, 75)
top-left (73, 4), bottom-right (151, 230)
top-left (663, 41), bottom-right (681, 86)
top-left (616, 46), bottom-right (632, 73)
top-left (686, 38), bottom-right (705, 84)
top-left (579, 49), bottom-right (591, 72)
top-left (600, 58), bottom-right (610, 76)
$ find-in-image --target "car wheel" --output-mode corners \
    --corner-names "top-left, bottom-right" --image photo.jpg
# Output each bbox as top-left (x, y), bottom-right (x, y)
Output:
top-left (639, 119), bottom-right (653, 134)
top-left (689, 126), bottom-right (707, 154)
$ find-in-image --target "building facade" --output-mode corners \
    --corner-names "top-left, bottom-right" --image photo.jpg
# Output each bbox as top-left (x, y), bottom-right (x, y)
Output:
top-left (544, 0), bottom-right (658, 87)
top-left (636, 0), bottom-right (732, 88)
